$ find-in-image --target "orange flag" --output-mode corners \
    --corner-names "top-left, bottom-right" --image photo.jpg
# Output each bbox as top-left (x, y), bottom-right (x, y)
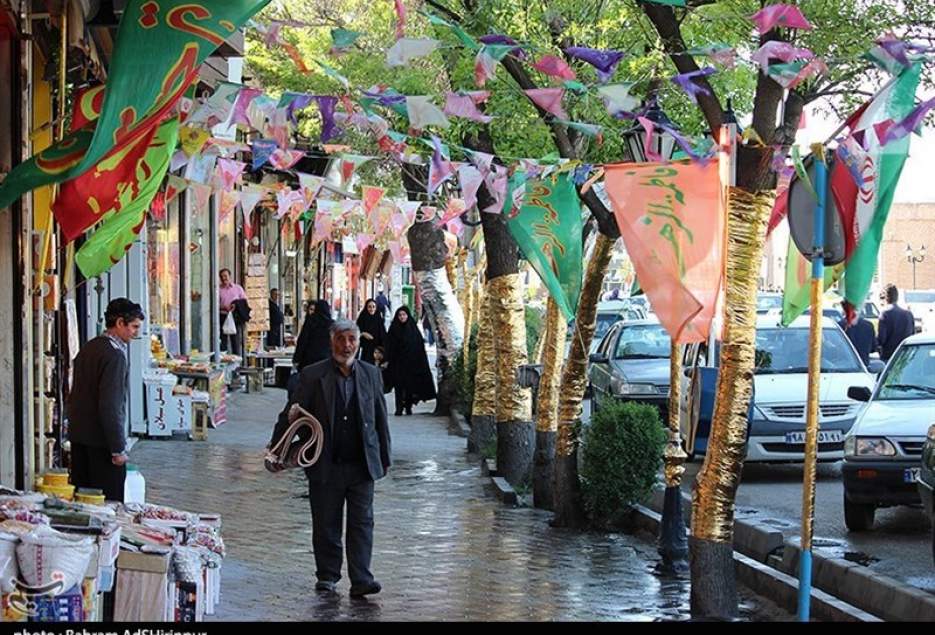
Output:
top-left (604, 160), bottom-right (725, 343)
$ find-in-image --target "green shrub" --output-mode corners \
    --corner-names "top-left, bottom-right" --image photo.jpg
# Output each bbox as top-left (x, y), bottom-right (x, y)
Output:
top-left (580, 400), bottom-right (667, 522)
top-left (525, 305), bottom-right (544, 359)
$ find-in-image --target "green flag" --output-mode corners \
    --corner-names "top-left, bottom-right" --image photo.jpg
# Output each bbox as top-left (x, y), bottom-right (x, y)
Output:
top-left (0, 127), bottom-right (95, 209)
top-left (76, 118), bottom-right (179, 278)
top-left (781, 233), bottom-right (844, 326)
top-left (505, 173), bottom-right (583, 320)
top-left (74, 0), bottom-right (269, 176)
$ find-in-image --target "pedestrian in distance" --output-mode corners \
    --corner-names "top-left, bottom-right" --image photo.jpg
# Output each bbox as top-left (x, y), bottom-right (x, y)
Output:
top-left (219, 268), bottom-right (247, 356)
top-left (839, 300), bottom-right (877, 367)
top-left (878, 284), bottom-right (916, 362)
top-left (356, 299), bottom-right (386, 364)
top-left (267, 288), bottom-right (285, 348)
top-left (67, 298), bottom-right (144, 502)
top-left (294, 300), bottom-right (335, 372)
top-left (267, 319), bottom-right (391, 598)
top-left (385, 306), bottom-right (436, 416)
top-left (375, 290), bottom-right (391, 322)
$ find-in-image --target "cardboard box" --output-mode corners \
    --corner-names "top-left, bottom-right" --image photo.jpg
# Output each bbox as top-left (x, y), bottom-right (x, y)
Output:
top-left (98, 525), bottom-right (122, 567)
top-left (113, 568), bottom-right (169, 621)
top-left (116, 550), bottom-right (170, 574)
top-left (33, 584), bottom-right (83, 622)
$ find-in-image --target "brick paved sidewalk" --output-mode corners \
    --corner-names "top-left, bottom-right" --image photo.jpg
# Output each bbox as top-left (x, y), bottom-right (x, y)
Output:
top-left (130, 388), bottom-right (788, 621)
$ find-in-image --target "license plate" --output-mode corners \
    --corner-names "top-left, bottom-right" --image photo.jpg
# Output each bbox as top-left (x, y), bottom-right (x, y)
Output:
top-left (904, 467), bottom-right (921, 484)
top-left (785, 430), bottom-right (843, 444)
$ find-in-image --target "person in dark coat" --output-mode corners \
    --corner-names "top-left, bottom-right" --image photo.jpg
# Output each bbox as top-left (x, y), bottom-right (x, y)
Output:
top-left (356, 299), bottom-right (386, 364)
top-left (839, 301), bottom-right (877, 367)
top-left (294, 300), bottom-right (334, 371)
top-left (267, 288), bottom-right (285, 348)
top-left (375, 291), bottom-right (391, 322)
top-left (878, 284), bottom-right (916, 362)
top-left (68, 298), bottom-right (144, 502)
top-left (267, 319), bottom-right (391, 598)
top-left (385, 305), bottom-right (436, 416)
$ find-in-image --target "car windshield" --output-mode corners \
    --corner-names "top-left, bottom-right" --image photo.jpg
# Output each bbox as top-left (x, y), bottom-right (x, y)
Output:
top-left (594, 313), bottom-right (622, 342)
top-left (613, 324), bottom-right (670, 360)
top-left (876, 344), bottom-right (935, 400)
top-left (757, 295), bottom-right (783, 312)
top-left (754, 327), bottom-right (863, 374)
top-left (861, 303), bottom-right (880, 318)
top-left (905, 291), bottom-right (935, 304)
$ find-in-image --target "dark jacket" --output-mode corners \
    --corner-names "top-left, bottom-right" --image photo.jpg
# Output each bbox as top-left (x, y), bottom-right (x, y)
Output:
top-left (269, 359), bottom-right (391, 484)
top-left (839, 317), bottom-right (877, 367)
top-left (293, 300), bottom-right (333, 370)
top-left (231, 298), bottom-right (252, 325)
top-left (878, 304), bottom-right (916, 361)
top-left (67, 336), bottom-right (128, 454)
top-left (385, 306), bottom-right (436, 403)
top-left (267, 299), bottom-right (285, 347)
top-left (356, 306), bottom-right (386, 364)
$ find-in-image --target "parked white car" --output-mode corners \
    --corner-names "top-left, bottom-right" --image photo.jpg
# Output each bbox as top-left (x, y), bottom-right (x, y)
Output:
top-left (679, 315), bottom-right (879, 462)
top-left (842, 333), bottom-right (935, 531)
top-left (904, 290), bottom-right (935, 333)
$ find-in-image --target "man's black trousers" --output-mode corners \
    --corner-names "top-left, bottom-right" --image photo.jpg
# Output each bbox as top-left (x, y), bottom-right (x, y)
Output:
top-left (307, 461), bottom-right (376, 586)
top-left (71, 442), bottom-right (126, 502)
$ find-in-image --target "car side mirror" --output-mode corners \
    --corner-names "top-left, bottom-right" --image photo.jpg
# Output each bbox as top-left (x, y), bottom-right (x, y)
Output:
top-left (589, 353), bottom-right (609, 364)
top-left (867, 360), bottom-right (885, 375)
top-left (848, 386), bottom-right (873, 402)
top-left (683, 368), bottom-right (693, 378)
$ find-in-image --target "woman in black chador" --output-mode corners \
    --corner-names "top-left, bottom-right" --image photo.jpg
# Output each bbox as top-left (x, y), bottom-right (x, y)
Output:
top-left (385, 305), bottom-right (436, 415)
top-left (356, 298), bottom-right (386, 364)
top-left (292, 299), bottom-right (334, 371)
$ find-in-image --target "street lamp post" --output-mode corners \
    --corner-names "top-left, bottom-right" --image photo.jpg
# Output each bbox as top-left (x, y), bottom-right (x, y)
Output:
top-left (623, 99), bottom-right (688, 572)
top-left (906, 243), bottom-right (926, 289)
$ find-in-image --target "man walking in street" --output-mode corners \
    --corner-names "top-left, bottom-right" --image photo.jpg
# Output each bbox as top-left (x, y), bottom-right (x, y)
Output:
top-left (67, 298), bottom-right (144, 502)
top-left (267, 288), bottom-right (285, 348)
top-left (375, 290), bottom-right (391, 323)
top-left (268, 319), bottom-right (391, 597)
top-left (878, 283), bottom-right (916, 362)
top-left (220, 268), bottom-right (246, 356)
top-left (839, 300), bottom-right (877, 367)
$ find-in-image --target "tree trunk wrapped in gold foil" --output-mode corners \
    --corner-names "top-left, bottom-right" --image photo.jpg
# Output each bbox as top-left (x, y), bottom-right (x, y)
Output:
top-left (536, 298), bottom-right (566, 435)
top-left (489, 273), bottom-right (532, 424)
top-left (472, 282), bottom-right (498, 419)
top-left (692, 187), bottom-right (773, 543)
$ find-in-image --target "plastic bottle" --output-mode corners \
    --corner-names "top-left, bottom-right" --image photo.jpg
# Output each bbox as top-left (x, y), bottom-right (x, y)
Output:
top-left (124, 464), bottom-right (146, 504)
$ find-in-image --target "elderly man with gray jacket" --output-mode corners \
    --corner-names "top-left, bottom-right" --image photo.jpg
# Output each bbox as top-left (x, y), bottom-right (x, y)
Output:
top-left (267, 318), bottom-right (391, 598)
top-left (67, 298), bottom-right (144, 502)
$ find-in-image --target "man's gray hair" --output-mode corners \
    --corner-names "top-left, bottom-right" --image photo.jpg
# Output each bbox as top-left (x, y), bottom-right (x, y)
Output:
top-left (330, 319), bottom-right (360, 339)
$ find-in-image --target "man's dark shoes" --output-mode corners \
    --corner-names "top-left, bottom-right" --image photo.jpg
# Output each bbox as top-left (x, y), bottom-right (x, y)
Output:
top-left (349, 580), bottom-right (382, 598)
top-left (315, 580), bottom-right (337, 594)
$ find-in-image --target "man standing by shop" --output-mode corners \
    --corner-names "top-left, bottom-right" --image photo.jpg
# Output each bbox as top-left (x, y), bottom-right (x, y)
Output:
top-left (67, 298), bottom-right (144, 502)
top-left (878, 283), bottom-right (916, 362)
top-left (375, 289), bottom-right (391, 323)
top-left (267, 288), bottom-right (285, 348)
top-left (267, 319), bottom-right (391, 597)
top-left (220, 268), bottom-right (246, 356)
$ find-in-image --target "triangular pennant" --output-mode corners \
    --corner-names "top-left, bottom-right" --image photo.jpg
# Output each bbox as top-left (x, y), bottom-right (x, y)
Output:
top-left (524, 88), bottom-right (568, 120)
top-left (188, 182), bottom-right (212, 215)
top-left (405, 96), bottom-right (450, 130)
top-left (179, 125), bottom-right (211, 157)
top-left (251, 139), bottom-right (278, 170)
top-left (443, 92), bottom-right (492, 123)
top-left (532, 55), bottom-right (576, 81)
top-left (214, 158), bottom-right (247, 191)
top-left (386, 38), bottom-right (440, 66)
top-left (218, 189), bottom-right (241, 223)
top-left (298, 173), bottom-right (324, 205)
top-left (564, 47), bottom-right (625, 83)
top-left (276, 188), bottom-right (307, 220)
top-left (362, 186), bottom-right (385, 215)
top-left (165, 175), bottom-right (188, 203)
top-left (428, 135), bottom-right (456, 194)
top-left (458, 164), bottom-right (484, 209)
top-left (184, 153), bottom-right (218, 185)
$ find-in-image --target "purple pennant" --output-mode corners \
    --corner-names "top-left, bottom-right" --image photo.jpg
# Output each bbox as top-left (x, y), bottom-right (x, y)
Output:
top-left (564, 46), bottom-right (626, 83)
top-left (283, 92), bottom-right (314, 125)
top-left (876, 34), bottom-right (912, 68)
top-left (876, 96), bottom-right (935, 146)
top-left (251, 139), bottom-right (278, 171)
top-left (314, 96), bottom-right (343, 143)
top-left (671, 67), bottom-right (717, 104)
top-left (478, 34), bottom-right (526, 59)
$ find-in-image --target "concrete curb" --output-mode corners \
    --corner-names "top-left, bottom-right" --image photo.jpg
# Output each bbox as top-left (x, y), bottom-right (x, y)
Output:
top-left (646, 486), bottom-right (933, 621)
top-left (631, 505), bottom-right (880, 622)
top-left (448, 407), bottom-right (471, 439)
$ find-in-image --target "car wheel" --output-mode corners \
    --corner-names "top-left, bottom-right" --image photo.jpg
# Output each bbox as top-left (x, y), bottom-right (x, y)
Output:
top-left (844, 494), bottom-right (875, 532)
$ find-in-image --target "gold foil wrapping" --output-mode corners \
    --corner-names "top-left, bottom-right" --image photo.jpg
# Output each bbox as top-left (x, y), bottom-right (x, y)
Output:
top-left (462, 274), bottom-right (476, 360)
top-left (801, 278), bottom-right (825, 551)
top-left (472, 281), bottom-right (498, 418)
top-left (664, 342), bottom-right (688, 487)
top-left (692, 187), bottom-right (774, 544)
top-left (490, 273), bottom-right (532, 423)
top-left (557, 233), bottom-right (616, 457)
top-left (536, 298), bottom-right (567, 433)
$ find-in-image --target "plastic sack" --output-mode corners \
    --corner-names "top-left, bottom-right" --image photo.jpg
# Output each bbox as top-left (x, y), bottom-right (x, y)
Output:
top-left (0, 532), bottom-right (19, 594)
top-left (222, 311), bottom-right (237, 335)
top-left (16, 526), bottom-right (94, 593)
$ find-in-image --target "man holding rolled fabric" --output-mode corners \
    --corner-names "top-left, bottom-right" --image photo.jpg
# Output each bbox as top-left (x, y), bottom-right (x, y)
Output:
top-left (267, 319), bottom-right (391, 598)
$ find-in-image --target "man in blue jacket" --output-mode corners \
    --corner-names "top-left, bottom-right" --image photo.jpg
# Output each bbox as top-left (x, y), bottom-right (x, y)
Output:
top-left (839, 301), bottom-right (877, 367)
top-left (878, 284), bottom-right (916, 362)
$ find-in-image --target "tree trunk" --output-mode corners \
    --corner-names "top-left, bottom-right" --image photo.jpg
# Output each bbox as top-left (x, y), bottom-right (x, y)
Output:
top-left (533, 298), bottom-right (566, 510)
top-left (552, 233), bottom-right (616, 527)
top-left (690, 187), bottom-right (773, 619)
top-left (401, 163), bottom-right (465, 416)
top-left (470, 282), bottom-right (497, 455)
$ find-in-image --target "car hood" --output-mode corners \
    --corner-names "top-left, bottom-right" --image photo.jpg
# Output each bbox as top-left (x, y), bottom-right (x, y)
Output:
top-left (610, 358), bottom-right (669, 384)
top-left (852, 398), bottom-right (935, 436)
top-left (754, 372), bottom-right (874, 404)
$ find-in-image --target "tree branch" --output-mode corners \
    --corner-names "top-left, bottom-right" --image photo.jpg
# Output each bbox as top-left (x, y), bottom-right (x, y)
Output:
top-left (639, 1), bottom-right (724, 133)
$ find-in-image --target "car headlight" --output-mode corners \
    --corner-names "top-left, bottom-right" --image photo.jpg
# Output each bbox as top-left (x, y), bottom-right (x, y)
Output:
top-left (610, 379), bottom-right (656, 396)
top-left (844, 435), bottom-right (856, 456)
top-left (851, 437), bottom-right (897, 457)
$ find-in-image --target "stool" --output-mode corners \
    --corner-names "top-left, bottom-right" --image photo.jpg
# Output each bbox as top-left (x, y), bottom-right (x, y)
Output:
top-left (240, 368), bottom-right (264, 394)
